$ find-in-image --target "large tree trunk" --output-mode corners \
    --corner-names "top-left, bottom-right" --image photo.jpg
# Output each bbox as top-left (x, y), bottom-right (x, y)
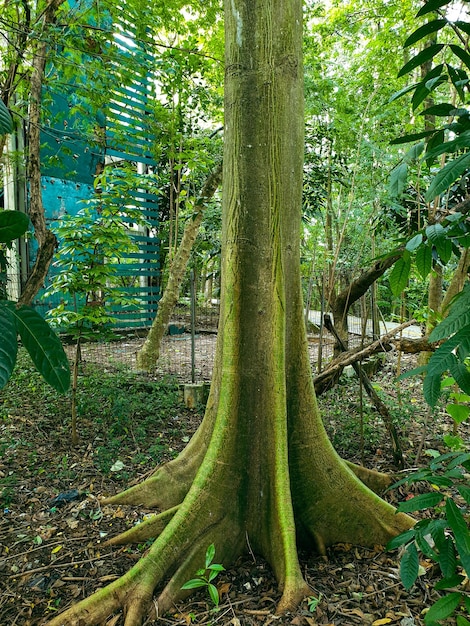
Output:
top-left (48, 3), bottom-right (412, 625)
top-left (136, 162), bottom-right (222, 370)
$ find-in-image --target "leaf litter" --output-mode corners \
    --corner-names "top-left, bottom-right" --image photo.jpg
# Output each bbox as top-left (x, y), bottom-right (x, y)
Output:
top-left (0, 346), bottom-right (467, 625)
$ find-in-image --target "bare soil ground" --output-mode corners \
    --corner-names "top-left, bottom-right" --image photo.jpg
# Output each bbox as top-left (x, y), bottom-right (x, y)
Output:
top-left (0, 331), bottom-right (467, 626)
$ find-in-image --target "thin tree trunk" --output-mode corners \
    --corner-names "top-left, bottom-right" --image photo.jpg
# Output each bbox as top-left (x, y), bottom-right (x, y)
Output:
top-left (136, 161), bottom-right (222, 370)
top-left (18, 0), bottom-right (66, 306)
top-left (441, 248), bottom-right (469, 314)
top-left (331, 251), bottom-right (402, 351)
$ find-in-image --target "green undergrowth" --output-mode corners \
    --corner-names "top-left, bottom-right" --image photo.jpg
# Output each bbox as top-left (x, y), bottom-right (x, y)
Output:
top-left (317, 371), bottom-right (424, 463)
top-left (0, 350), bottom-right (198, 506)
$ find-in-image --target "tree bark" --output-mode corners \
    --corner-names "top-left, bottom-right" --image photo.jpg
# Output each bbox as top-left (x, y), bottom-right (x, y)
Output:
top-left (19, 0), bottom-right (66, 305)
top-left (48, 3), bottom-right (413, 625)
top-left (331, 251), bottom-right (402, 350)
top-left (136, 161), bottom-right (222, 370)
top-left (440, 248), bottom-right (469, 314)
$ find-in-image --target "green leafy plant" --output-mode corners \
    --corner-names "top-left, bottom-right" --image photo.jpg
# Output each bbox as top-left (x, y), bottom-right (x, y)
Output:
top-left (44, 164), bottom-right (153, 443)
top-left (387, 452), bottom-right (470, 625)
top-left (439, 376), bottom-right (470, 450)
top-left (0, 210), bottom-right (70, 393)
top-left (390, 0), bottom-right (470, 201)
top-left (181, 543), bottom-right (225, 607)
top-left (0, 100), bottom-right (13, 135)
top-left (306, 593), bottom-right (322, 613)
top-left (398, 283), bottom-right (470, 412)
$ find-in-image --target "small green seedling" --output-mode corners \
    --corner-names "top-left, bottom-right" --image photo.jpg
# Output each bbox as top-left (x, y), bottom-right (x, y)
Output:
top-left (181, 543), bottom-right (225, 607)
top-left (307, 593), bottom-right (322, 613)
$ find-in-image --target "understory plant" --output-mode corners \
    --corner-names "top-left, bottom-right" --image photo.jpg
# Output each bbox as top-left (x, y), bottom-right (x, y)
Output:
top-left (387, 452), bottom-right (470, 625)
top-left (181, 543), bottom-right (225, 607)
top-left (0, 102), bottom-right (69, 394)
top-left (44, 165), bottom-right (152, 443)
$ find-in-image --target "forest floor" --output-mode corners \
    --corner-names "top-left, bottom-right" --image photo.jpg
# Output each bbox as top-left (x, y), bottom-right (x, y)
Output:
top-left (0, 337), bottom-right (468, 626)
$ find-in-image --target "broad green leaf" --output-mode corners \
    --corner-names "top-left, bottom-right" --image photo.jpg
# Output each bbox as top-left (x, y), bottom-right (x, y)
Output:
top-left (435, 574), bottom-right (464, 590)
top-left (450, 44), bottom-right (470, 72)
top-left (458, 485), bottom-right (470, 505)
top-left (389, 83), bottom-right (420, 104)
top-left (404, 142), bottom-right (425, 164)
top-left (435, 236), bottom-right (453, 265)
top-left (208, 568), bottom-right (221, 582)
top-left (208, 563), bottom-right (225, 572)
top-left (400, 543), bottom-right (419, 590)
top-left (389, 162), bottom-right (408, 198)
top-left (0, 301), bottom-right (18, 389)
top-left (396, 365), bottom-right (428, 381)
top-left (437, 536), bottom-right (457, 578)
top-left (205, 543), bottom-right (215, 568)
top-left (386, 529), bottom-right (416, 551)
top-left (406, 233), bottom-right (423, 252)
top-left (181, 578), bottom-right (208, 590)
top-left (425, 128), bottom-right (446, 165)
top-left (397, 492), bottom-right (443, 513)
top-left (398, 45), bottom-right (444, 79)
top-left (416, 244), bottom-right (432, 279)
top-left (425, 593), bottom-right (462, 624)
top-left (426, 152), bottom-right (470, 201)
top-left (404, 19), bottom-right (448, 48)
top-left (0, 211), bottom-right (30, 244)
top-left (446, 498), bottom-right (470, 576)
top-left (12, 306), bottom-right (70, 393)
top-left (455, 21), bottom-right (470, 37)
top-left (413, 84), bottom-right (437, 111)
top-left (0, 100), bottom-right (13, 135)
top-left (428, 335), bottom-right (464, 376)
top-left (426, 223), bottom-right (446, 243)
top-left (390, 129), bottom-right (437, 145)
top-left (429, 311), bottom-right (470, 353)
top-left (424, 372), bottom-right (444, 407)
top-left (420, 103), bottom-right (456, 117)
top-left (430, 287), bottom-right (470, 341)
top-left (416, 530), bottom-right (439, 559)
top-left (447, 64), bottom-right (468, 101)
top-left (424, 132), bottom-right (470, 162)
top-left (446, 403), bottom-right (470, 424)
top-left (417, 0), bottom-right (452, 17)
top-left (389, 256), bottom-right (410, 296)
top-left (457, 616), bottom-right (470, 626)
top-left (208, 583), bottom-right (219, 606)
top-left (456, 336), bottom-right (470, 364)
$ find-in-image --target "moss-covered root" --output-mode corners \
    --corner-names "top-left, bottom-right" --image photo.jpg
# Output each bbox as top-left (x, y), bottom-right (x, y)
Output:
top-left (344, 460), bottom-right (393, 493)
top-left (46, 556), bottom-right (157, 626)
top-left (104, 506), bottom-right (179, 546)
top-left (47, 514), bottom-right (240, 626)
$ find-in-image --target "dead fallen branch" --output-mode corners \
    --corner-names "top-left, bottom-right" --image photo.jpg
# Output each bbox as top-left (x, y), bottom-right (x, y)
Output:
top-left (313, 318), bottom-right (419, 395)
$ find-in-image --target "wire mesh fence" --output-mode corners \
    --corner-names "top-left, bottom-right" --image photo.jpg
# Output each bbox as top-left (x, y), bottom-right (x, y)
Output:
top-left (60, 301), bottom-right (361, 382)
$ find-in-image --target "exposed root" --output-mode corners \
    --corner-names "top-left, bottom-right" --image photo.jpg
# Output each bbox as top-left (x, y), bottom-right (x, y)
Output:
top-left (276, 578), bottom-right (311, 615)
top-left (105, 506), bottom-right (180, 546)
top-left (345, 460), bottom-right (393, 493)
top-left (101, 456), bottom-right (199, 509)
top-left (47, 559), bottom-right (153, 626)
